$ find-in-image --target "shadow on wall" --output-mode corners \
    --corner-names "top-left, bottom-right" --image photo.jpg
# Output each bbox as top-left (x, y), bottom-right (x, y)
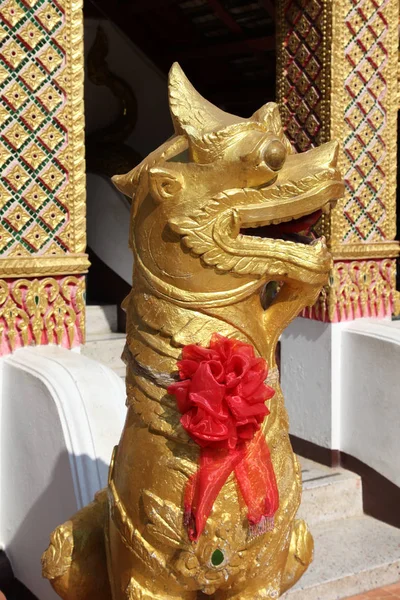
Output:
top-left (84, 18), bottom-right (173, 159)
top-left (6, 453), bottom-right (109, 600)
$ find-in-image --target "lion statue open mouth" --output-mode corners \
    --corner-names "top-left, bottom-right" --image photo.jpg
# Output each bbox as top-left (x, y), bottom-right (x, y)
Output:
top-left (42, 64), bottom-right (344, 600)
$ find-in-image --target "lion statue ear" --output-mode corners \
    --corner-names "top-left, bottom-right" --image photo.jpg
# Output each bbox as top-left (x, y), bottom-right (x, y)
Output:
top-left (252, 103), bottom-right (282, 135)
top-left (112, 170), bottom-right (137, 199)
top-left (148, 167), bottom-right (183, 203)
top-left (252, 103), bottom-right (293, 154)
top-left (168, 63), bottom-right (241, 138)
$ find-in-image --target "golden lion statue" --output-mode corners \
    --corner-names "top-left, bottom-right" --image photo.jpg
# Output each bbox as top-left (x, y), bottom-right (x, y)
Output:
top-left (42, 64), bottom-right (343, 599)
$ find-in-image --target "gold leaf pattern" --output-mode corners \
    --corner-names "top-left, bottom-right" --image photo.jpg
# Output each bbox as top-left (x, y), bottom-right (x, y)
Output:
top-left (41, 522), bottom-right (73, 580)
top-left (3, 82), bottom-right (28, 110)
top-left (21, 104), bottom-right (46, 130)
top-left (8, 242), bottom-right (31, 257)
top-left (18, 23), bottom-right (44, 49)
top-left (0, 225), bottom-right (13, 250)
top-left (22, 142), bottom-right (47, 169)
top-left (5, 163), bottom-right (30, 190)
top-left (23, 223), bottom-right (49, 250)
top-left (38, 45), bottom-right (63, 73)
top-left (20, 62), bottom-right (47, 91)
top-left (0, 26), bottom-right (9, 43)
top-left (0, 0), bottom-right (26, 27)
top-left (36, 3), bottom-right (62, 32)
top-left (0, 142), bottom-right (12, 166)
top-left (0, 183), bottom-right (12, 208)
top-left (4, 121), bottom-right (30, 149)
top-left (1, 40), bottom-right (26, 68)
top-left (23, 182), bottom-right (47, 210)
top-left (0, 65), bottom-right (9, 85)
top-left (39, 123), bottom-right (63, 149)
top-left (37, 84), bottom-right (63, 112)
top-left (6, 205), bottom-right (31, 231)
top-left (40, 164), bottom-right (64, 190)
top-left (40, 202), bottom-right (65, 229)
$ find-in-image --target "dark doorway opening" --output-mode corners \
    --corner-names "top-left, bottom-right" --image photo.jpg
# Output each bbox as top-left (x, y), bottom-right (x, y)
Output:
top-left (84, 0), bottom-right (277, 118)
top-left (83, 0), bottom-right (277, 312)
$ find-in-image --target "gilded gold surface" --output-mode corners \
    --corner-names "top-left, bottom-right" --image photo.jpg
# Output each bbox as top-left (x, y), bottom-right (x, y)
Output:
top-left (0, 275), bottom-right (84, 351)
top-left (303, 258), bottom-right (399, 322)
top-left (43, 65), bottom-right (344, 599)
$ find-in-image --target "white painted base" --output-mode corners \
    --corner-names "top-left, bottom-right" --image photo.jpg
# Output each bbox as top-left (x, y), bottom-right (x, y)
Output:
top-left (340, 319), bottom-right (400, 488)
top-left (281, 316), bottom-right (399, 488)
top-left (0, 346), bottom-right (126, 600)
top-left (281, 319), bottom-right (334, 448)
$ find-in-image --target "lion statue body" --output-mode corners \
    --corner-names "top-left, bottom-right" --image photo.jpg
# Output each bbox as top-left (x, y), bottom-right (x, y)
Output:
top-left (42, 64), bottom-right (343, 600)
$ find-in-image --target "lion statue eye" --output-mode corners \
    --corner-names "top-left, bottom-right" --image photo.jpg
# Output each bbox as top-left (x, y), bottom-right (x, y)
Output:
top-left (263, 139), bottom-right (286, 171)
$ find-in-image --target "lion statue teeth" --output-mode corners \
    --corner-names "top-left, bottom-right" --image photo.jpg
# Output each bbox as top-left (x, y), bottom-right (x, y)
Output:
top-left (42, 63), bottom-right (344, 600)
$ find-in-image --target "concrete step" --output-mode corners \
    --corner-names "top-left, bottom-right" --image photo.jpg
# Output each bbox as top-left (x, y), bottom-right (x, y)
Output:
top-left (299, 458), bottom-right (363, 526)
top-left (285, 515), bottom-right (400, 599)
top-left (81, 332), bottom-right (126, 377)
top-left (86, 304), bottom-right (118, 336)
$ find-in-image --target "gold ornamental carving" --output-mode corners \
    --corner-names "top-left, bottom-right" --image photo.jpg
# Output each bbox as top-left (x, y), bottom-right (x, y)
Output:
top-left (0, 0), bottom-right (88, 277)
top-left (277, 0), bottom-right (399, 321)
top-left (43, 65), bottom-right (344, 599)
top-left (0, 275), bottom-right (85, 352)
top-left (0, 0), bottom-right (88, 354)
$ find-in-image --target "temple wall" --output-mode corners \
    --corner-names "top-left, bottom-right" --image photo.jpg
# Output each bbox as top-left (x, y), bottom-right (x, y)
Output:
top-left (281, 315), bottom-right (400, 488)
top-left (281, 319), bottom-right (334, 448)
top-left (277, 0), bottom-right (400, 489)
top-left (0, 0), bottom-right (89, 355)
top-left (340, 321), bottom-right (400, 488)
top-left (277, 0), bottom-right (399, 321)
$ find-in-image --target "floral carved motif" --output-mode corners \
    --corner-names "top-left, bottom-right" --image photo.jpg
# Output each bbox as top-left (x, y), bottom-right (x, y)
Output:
top-left (0, 274), bottom-right (85, 354)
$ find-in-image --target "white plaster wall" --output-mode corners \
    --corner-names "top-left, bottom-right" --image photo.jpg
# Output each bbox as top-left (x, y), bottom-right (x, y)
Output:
top-left (86, 173), bottom-right (133, 285)
top-left (340, 320), bottom-right (400, 488)
top-left (282, 316), bottom-right (400, 489)
top-left (0, 346), bottom-right (126, 600)
top-left (281, 318), bottom-right (334, 448)
top-left (84, 18), bottom-right (174, 285)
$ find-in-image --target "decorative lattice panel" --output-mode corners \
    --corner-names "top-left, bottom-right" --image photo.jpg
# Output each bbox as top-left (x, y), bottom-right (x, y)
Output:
top-left (277, 0), bottom-right (332, 152)
top-left (0, 0), bottom-right (87, 275)
top-left (277, 0), bottom-right (399, 322)
top-left (339, 0), bottom-right (394, 246)
top-left (0, 0), bottom-right (87, 354)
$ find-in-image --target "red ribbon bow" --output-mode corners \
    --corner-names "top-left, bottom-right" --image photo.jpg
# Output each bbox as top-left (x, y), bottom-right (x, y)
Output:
top-left (167, 334), bottom-right (279, 541)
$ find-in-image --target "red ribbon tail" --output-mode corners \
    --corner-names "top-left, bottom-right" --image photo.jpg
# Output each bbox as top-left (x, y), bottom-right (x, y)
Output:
top-left (185, 447), bottom-right (243, 541)
top-left (234, 432), bottom-right (279, 527)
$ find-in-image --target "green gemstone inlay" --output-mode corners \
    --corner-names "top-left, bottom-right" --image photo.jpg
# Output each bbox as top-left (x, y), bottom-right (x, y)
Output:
top-left (211, 549), bottom-right (224, 567)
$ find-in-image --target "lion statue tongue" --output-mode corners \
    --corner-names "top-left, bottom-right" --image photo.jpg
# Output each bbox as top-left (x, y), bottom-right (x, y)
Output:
top-left (277, 208), bottom-right (322, 234)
